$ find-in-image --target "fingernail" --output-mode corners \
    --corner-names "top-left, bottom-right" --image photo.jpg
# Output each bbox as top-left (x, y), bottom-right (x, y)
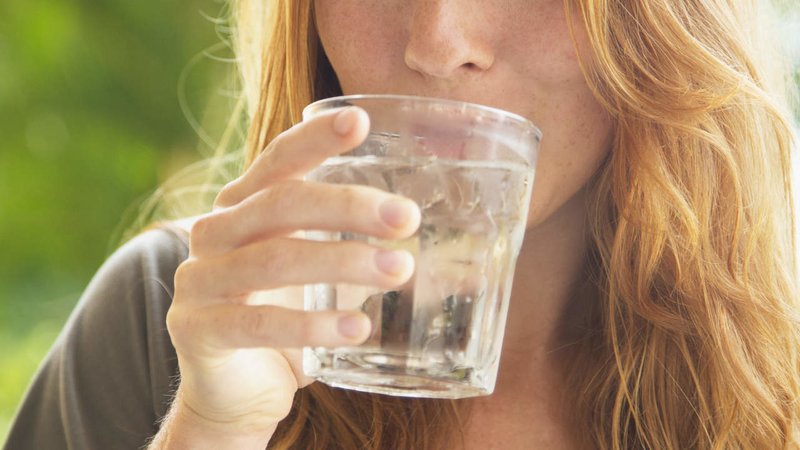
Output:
top-left (338, 314), bottom-right (368, 339)
top-left (333, 107), bottom-right (360, 136)
top-left (374, 249), bottom-right (412, 276)
top-left (379, 198), bottom-right (418, 229)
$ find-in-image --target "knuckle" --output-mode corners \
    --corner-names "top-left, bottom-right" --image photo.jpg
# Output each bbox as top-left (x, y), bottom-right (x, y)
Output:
top-left (263, 131), bottom-right (293, 164)
top-left (188, 216), bottom-right (214, 251)
top-left (214, 179), bottom-right (240, 207)
top-left (173, 259), bottom-right (202, 299)
top-left (165, 305), bottom-right (193, 340)
top-left (244, 309), bottom-right (275, 341)
top-left (255, 180), bottom-right (300, 212)
top-left (297, 314), bottom-right (316, 344)
top-left (270, 127), bottom-right (293, 148)
top-left (259, 241), bottom-right (293, 274)
top-left (336, 185), bottom-right (362, 217)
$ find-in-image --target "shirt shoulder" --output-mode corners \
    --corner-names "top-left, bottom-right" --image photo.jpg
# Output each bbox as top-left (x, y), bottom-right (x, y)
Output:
top-left (5, 227), bottom-right (189, 450)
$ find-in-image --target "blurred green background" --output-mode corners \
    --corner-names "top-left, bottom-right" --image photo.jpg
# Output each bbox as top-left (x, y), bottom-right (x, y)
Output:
top-left (0, 0), bottom-right (799, 444)
top-left (0, 0), bottom-right (235, 438)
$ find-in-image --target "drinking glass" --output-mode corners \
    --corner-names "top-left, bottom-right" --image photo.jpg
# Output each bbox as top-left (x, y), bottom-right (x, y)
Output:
top-left (303, 95), bottom-right (540, 399)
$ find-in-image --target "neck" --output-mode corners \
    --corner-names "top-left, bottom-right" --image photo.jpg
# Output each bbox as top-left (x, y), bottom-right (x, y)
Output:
top-left (496, 187), bottom-right (592, 390)
top-left (461, 193), bottom-right (592, 448)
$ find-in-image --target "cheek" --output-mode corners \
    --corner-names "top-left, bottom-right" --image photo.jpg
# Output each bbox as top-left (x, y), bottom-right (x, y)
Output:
top-left (510, 16), bottom-right (613, 226)
top-left (527, 98), bottom-right (613, 227)
top-left (495, 1), bottom-right (584, 88)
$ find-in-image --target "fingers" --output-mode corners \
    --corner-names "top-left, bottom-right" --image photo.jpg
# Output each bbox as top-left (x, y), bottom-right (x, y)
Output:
top-left (216, 107), bottom-right (370, 208)
top-left (190, 180), bottom-right (421, 258)
top-left (167, 303), bottom-right (372, 350)
top-left (175, 237), bottom-right (415, 302)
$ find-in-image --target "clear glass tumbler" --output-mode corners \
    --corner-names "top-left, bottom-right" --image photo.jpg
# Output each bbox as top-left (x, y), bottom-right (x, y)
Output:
top-left (303, 95), bottom-right (541, 399)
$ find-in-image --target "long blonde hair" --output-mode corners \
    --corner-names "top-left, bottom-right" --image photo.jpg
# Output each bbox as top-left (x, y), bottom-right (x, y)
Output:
top-left (227, 0), bottom-right (800, 448)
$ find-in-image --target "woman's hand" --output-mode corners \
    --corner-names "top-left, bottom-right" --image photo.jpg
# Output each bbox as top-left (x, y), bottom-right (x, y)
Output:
top-left (156, 107), bottom-right (420, 448)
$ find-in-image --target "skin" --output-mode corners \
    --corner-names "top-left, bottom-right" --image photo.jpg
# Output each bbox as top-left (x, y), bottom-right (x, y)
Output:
top-left (152, 1), bottom-right (613, 449)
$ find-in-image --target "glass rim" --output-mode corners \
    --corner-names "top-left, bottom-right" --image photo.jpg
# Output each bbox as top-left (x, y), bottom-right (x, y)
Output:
top-left (303, 94), bottom-right (543, 140)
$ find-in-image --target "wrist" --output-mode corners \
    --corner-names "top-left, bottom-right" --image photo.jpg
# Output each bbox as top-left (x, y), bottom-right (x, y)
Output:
top-left (151, 396), bottom-right (278, 450)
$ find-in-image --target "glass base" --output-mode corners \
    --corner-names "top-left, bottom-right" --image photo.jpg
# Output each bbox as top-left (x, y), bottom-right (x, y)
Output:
top-left (305, 348), bottom-right (493, 399)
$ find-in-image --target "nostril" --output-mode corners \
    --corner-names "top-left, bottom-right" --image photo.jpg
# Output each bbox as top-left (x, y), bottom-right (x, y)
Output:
top-left (404, 38), bottom-right (494, 79)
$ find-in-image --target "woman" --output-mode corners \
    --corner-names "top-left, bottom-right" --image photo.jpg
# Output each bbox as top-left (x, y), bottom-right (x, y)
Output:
top-left (7, 0), bottom-right (799, 448)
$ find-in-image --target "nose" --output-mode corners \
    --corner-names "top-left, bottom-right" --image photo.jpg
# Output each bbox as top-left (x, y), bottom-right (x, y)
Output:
top-left (404, 0), bottom-right (495, 80)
